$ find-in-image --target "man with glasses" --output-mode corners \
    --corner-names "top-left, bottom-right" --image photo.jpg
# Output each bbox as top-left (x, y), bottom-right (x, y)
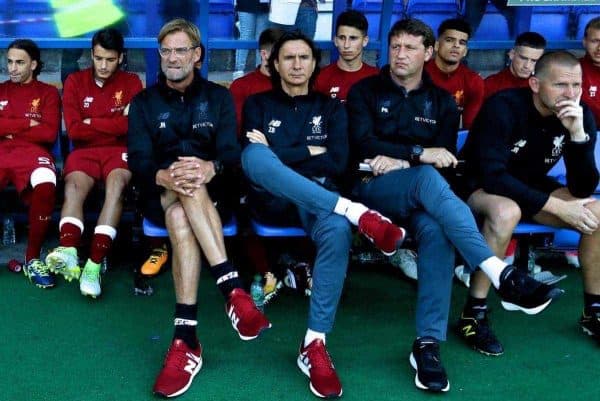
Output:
top-left (46, 28), bottom-right (143, 298)
top-left (128, 19), bottom-right (271, 398)
top-left (484, 31), bottom-right (546, 100)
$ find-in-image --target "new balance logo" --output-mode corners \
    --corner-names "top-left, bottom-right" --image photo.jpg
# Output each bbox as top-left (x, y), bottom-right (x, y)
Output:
top-left (228, 306), bottom-right (240, 328)
top-left (159, 122), bottom-right (166, 129)
top-left (184, 352), bottom-right (201, 374)
top-left (300, 353), bottom-right (311, 370)
top-left (461, 325), bottom-right (475, 337)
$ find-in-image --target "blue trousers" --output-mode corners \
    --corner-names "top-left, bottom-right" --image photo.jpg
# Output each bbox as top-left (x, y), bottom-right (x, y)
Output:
top-left (235, 11), bottom-right (270, 72)
top-left (353, 166), bottom-right (494, 340)
top-left (242, 144), bottom-right (351, 333)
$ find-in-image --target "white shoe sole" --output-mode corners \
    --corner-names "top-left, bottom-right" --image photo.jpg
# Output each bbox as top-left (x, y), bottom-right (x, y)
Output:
top-left (409, 352), bottom-right (450, 392)
top-left (296, 354), bottom-right (343, 398)
top-left (501, 298), bottom-right (552, 315)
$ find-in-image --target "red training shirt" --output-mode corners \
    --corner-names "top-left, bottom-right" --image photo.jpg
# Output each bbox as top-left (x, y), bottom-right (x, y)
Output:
top-left (581, 54), bottom-right (600, 128)
top-left (484, 67), bottom-right (530, 100)
top-left (425, 60), bottom-right (484, 129)
top-left (229, 68), bottom-right (272, 137)
top-left (314, 62), bottom-right (379, 102)
top-left (0, 79), bottom-right (60, 148)
top-left (63, 68), bottom-right (143, 149)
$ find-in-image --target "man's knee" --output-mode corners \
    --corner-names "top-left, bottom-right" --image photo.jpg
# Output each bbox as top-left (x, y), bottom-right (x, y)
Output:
top-left (241, 144), bottom-right (272, 178)
top-left (105, 170), bottom-right (131, 198)
top-left (485, 202), bottom-right (521, 236)
top-left (30, 167), bottom-right (56, 187)
top-left (165, 202), bottom-right (191, 233)
top-left (313, 215), bottom-right (352, 245)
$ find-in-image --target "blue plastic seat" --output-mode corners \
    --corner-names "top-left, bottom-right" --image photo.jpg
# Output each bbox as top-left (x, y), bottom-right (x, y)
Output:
top-left (513, 221), bottom-right (556, 235)
top-left (406, 0), bottom-right (461, 34)
top-left (250, 219), bottom-right (306, 237)
top-left (456, 129), bottom-right (468, 152)
top-left (209, 0), bottom-right (235, 38)
top-left (143, 215), bottom-right (238, 237)
top-left (352, 0), bottom-right (405, 39)
top-left (574, 6), bottom-right (600, 39)
top-left (529, 6), bottom-right (573, 40)
top-left (471, 3), bottom-right (510, 40)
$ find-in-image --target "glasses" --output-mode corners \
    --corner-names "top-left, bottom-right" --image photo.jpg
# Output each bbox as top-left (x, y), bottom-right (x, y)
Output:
top-left (158, 46), bottom-right (197, 58)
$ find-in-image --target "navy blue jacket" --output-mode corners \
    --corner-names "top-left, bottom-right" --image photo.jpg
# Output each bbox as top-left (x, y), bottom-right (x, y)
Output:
top-left (461, 88), bottom-right (598, 217)
top-left (346, 66), bottom-right (460, 164)
top-left (242, 88), bottom-right (348, 181)
top-left (128, 72), bottom-right (240, 222)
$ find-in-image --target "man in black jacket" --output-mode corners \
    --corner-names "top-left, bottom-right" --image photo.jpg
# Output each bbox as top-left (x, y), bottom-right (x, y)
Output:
top-left (457, 51), bottom-right (600, 354)
top-left (346, 18), bottom-right (563, 393)
top-left (127, 19), bottom-right (271, 398)
top-left (241, 30), bottom-right (407, 399)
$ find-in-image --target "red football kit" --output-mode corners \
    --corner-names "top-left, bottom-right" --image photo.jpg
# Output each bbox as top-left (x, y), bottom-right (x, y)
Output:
top-left (314, 62), bottom-right (378, 102)
top-left (0, 79), bottom-right (60, 192)
top-left (425, 60), bottom-right (484, 130)
top-left (62, 68), bottom-right (143, 178)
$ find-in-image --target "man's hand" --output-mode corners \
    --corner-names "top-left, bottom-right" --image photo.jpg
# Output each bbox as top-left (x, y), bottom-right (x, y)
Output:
top-left (366, 155), bottom-right (409, 176)
top-left (419, 147), bottom-right (458, 168)
top-left (554, 197), bottom-right (599, 235)
top-left (171, 156), bottom-right (216, 186)
top-left (155, 168), bottom-right (193, 196)
top-left (308, 145), bottom-right (327, 156)
top-left (555, 95), bottom-right (586, 141)
top-left (29, 119), bottom-right (40, 127)
top-left (246, 129), bottom-right (269, 146)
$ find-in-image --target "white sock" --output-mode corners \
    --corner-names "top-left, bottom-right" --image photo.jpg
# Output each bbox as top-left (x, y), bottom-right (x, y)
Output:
top-left (304, 328), bottom-right (326, 347)
top-left (478, 256), bottom-right (508, 289)
top-left (333, 197), bottom-right (368, 226)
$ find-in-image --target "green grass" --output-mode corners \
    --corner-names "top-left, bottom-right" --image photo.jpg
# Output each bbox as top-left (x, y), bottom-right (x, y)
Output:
top-left (0, 259), bottom-right (596, 401)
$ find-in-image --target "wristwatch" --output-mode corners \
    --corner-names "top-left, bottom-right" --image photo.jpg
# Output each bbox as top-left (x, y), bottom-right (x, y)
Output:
top-left (212, 160), bottom-right (224, 175)
top-left (409, 145), bottom-right (424, 164)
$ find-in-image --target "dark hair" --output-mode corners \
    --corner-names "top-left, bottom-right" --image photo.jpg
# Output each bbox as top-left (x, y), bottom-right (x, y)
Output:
top-left (92, 28), bottom-right (125, 54)
top-left (388, 18), bottom-right (435, 49)
top-left (7, 39), bottom-right (43, 77)
top-left (534, 51), bottom-right (580, 80)
top-left (515, 31), bottom-right (546, 49)
top-left (268, 30), bottom-right (321, 90)
top-left (437, 18), bottom-right (471, 39)
top-left (336, 10), bottom-right (369, 36)
top-left (258, 28), bottom-right (284, 51)
top-left (584, 16), bottom-right (600, 38)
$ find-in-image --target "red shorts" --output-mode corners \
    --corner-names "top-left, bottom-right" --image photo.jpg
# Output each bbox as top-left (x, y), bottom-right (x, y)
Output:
top-left (64, 146), bottom-right (129, 181)
top-left (0, 142), bottom-right (56, 193)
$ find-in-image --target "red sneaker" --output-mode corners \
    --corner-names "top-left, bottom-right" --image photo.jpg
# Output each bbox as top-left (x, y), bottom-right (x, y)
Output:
top-left (153, 339), bottom-right (203, 398)
top-left (297, 339), bottom-right (343, 398)
top-left (358, 210), bottom-right (406, 256)
top-left (226, 288), bottom-right (272, 340)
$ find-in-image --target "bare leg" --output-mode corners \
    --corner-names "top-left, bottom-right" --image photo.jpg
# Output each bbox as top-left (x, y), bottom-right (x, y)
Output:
top-left (97, 168), bottom-right (131, 226)
top-left (62, 171), bottom-right (95, 221)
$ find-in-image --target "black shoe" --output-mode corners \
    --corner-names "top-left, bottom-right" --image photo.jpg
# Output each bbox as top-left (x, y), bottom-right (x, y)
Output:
top-left (580, 310), bottom-right (600, 345)
top-left (457, 311), bottom-right (504, 356)
top-left (409, 337), bottom-right (450, 392)
top-left (497, 265), bottom-right (564, 314)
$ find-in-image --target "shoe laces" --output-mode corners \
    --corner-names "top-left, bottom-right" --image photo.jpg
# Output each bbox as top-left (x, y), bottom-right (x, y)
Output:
top-left (472, 312), bottom-right (499, 344)
top-left (164, 344), bottom-right (191, 370)
top-left (359, 211), bottom-right (388, 238)
top-left (149, 248), bottom-right (167, 264)
top-left (417, 340), bottom-right (443, 369)
top-left (82, 264), bottom-right (100, 281)
top-left (27, 259), bottom-right (49, 276)
top-left (306, 340), bottom-right (335, 374)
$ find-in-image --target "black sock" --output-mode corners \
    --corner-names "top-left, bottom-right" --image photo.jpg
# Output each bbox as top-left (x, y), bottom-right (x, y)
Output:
top-left (464, 295), bottom-right (487, 318)
top-left (173, 303), bottom-right (199, 349)
top-left (583, 292), bottom-right (600, 314)
top-left (209, 260), bottom-right (243, 299)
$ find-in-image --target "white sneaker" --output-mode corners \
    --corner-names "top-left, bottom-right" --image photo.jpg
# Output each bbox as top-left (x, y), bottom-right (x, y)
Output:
top-left (389, 249), bottom-right (418, 280)
top-left (454, 265), bottom-right (471, 288)
top-left (45, 246), bottom-right (81, 282)
top-left (80, 260), bottom-right (101, 298)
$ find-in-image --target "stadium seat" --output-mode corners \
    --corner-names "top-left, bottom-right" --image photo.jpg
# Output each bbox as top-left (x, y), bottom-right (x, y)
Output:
top-left (250, 219), bottom-right (307, 237)
top-left (471, 2), bottom-right (511, 40)
top-left (405, 0), bottom-right (461, 35)
top-left (351, 0), bottom-right (405, 39)
top-left (529, 6), bottom-right (573, 40)
top-left (457, 129), bottom-right (468, 152)
top-left (552, 228), bottom-right (580, 249)
top-left (209, 0), bottom-right (235, 38)
top-left (574, 6), bottom-right (600, 39)
top-left (142, 215), bottom-right (238, 238)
